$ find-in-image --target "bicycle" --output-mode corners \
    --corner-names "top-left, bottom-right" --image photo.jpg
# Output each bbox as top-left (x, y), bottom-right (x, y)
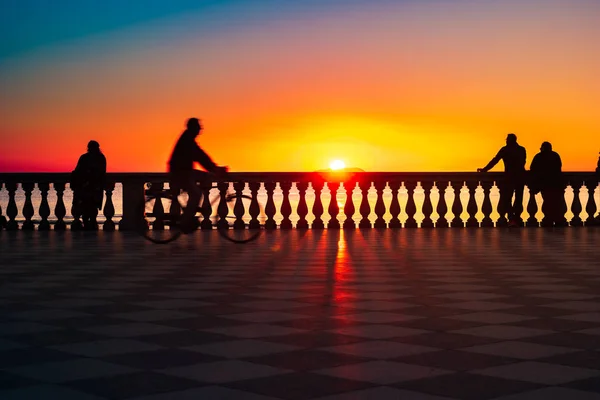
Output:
top-left (137, 180), bottom-right (264, 244)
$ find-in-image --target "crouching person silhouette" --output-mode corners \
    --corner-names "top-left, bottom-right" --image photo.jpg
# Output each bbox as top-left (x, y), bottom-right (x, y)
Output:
top-left (71, 141), bottom-right (107, 230)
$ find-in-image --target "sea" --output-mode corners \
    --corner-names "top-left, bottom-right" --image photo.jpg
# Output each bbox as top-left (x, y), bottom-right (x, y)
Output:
top-left (1, 182), bottom-right (598, 227)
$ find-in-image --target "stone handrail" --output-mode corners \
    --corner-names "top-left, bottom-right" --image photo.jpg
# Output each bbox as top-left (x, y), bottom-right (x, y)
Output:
top-left (0, 172), bottom-right (598, 231)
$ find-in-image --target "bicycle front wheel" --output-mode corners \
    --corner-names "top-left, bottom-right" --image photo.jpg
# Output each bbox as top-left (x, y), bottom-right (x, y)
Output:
top-left (137, 192), bottom-right (183, 244)
top-left (211, 193), bottom-right (263, 243)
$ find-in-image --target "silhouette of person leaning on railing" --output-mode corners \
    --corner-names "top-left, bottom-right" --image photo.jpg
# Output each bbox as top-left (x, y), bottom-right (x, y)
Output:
top-left (529, 142), bottom-right (566, 227)
top-left (477, 133), bottom-right (527, 227)
top-left (168, 118), bottom-right (228, 233)
top-left (70, 140), bottom-right (107, 230)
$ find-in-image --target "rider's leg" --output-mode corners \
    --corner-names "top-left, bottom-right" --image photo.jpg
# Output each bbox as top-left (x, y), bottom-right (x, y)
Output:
top-left (181, 172), bottom-right (203, 224)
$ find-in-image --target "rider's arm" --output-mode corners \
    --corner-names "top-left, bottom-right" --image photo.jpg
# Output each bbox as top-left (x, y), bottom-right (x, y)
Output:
top-left (480, 148), bottom-right (504, 172)
top-left (193, 143), bottom-right (219, 173)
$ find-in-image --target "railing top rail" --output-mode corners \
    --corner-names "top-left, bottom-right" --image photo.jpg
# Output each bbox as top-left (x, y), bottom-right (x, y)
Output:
top-left (0, 171), bottom-right (597, 184)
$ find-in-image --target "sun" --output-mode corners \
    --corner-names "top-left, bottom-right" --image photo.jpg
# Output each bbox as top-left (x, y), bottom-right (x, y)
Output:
top-left (329, 160), bottom-right (346, 170)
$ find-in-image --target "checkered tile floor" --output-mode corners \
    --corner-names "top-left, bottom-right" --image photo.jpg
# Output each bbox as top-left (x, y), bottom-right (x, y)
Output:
top-left (1, 228), bottom-right (600, 399)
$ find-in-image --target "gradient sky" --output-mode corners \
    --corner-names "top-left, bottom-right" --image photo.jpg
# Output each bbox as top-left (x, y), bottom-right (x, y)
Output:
top-left (1, 0), bottom-right (599, 172)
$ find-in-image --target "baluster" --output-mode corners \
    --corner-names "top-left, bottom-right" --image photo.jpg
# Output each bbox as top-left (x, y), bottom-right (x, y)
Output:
top-left (451, 181), bottom-right (464, 228)
top-left (466, 180), bottom-right (479, 228)
top-left (421, 181), bottom-right (434, 228)
top-left (216, 181), bottom-right (230, 230)
top-left (38, 182), bottom-right (51, 231)
top-left (264, 182), bottom-right (277, 229)
top-left (404, 181), bottom-right (418, 228)
top-left (296, 182), bottom-right (309, 229)
top-left (150, 182), bottom-right (165, 230)
top-left (327, 182), bottom-right (341, 229)
top-left (101, 182), bottom-right (115, 231)
top-left (388, 180), bottom-right (402, 228)
top-left (199, 183), bottom-right (214, 230)
top-left (233, 181), bottom-right (246, 229)
top-left (570, 180), bottom-right (583, 227)
top-left (358, 180), bottom-right (371, 229)
top-left (6, 183), bottom-right (18, 230)
top-left (585, 180), bottom-right (598, 226)
top-left (54, 182), bottom-right (67, 230)
top-left (373, 180), bottom-right (387, 229)
top-left (527, 187), bottom-right (539, 228)
top-left (495, 180), bottom-right (508, 227)
top-left (22, 182), bottom-right (35, 230)
top-left (343, 182), bottom-right (356, 229)
top-left (480, 181), bottom-right (494, 227)
top-left (280, 181), bottom-right (293, 229)
top-left (311, 181), bottom-right (325, 229)
top-left (248, 182), bottom-right (261, 229)
top-left (436, 181), bottom-right (449, 228)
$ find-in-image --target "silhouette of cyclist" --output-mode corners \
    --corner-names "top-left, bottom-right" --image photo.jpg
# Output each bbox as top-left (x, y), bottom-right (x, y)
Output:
top-left (168, 118), bottom-right (227, 232)
top-left (478, 133), bottom-right (526, 227)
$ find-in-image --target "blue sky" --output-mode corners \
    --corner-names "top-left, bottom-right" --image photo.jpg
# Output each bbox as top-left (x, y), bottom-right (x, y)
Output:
top-left (0, 0), bottom-right (400, 59)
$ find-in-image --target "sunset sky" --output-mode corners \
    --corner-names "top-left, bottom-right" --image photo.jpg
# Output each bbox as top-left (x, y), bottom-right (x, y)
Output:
top-left (1, 0), bottom-right (599, 172)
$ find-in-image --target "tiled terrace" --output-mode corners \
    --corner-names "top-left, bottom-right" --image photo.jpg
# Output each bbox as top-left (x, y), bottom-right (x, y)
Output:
top-left (1, 228), bottom-right (600, 400)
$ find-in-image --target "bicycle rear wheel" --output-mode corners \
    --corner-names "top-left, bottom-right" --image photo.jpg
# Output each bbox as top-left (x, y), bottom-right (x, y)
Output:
top-left (211, 193), bottom-right (262, 243)
top-left (137, 192), bottom-right (183, 244)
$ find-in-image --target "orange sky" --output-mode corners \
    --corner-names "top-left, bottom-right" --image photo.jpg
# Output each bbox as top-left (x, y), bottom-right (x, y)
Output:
top-left (1, 0), bottom-right (599, 172)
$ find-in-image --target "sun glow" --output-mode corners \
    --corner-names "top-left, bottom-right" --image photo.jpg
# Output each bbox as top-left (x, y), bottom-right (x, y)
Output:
top-left (330, 160), bottom-right (346, 170)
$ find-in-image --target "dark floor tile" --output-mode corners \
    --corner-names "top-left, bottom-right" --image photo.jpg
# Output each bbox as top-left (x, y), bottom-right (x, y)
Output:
top-left (67, 371), bottom-right (202, 399)
top-left (567, 376), bottom-right (600, 393)
top-left (521, 333), bottom-right (600, 350)
top-left (194, 305), bottom-right (251, 316)
top-left (512, 318), bottom-right (598, 332)
top-left (394, 349), bottom-right (517, 371)
top-left (9, 329), bottom-right (105, 346)
top-left (80, 304), bottom-right (155, 315)
top-left (403, 306), bottom-right (472, 318)
top-left (104, 349), bottom-right (224, 369)
top-left (397, 372), bottom-right (542, 400)
top-left (138, 330), bottom-right (231, 347)
top-left (158, 317), bottom-right (245, 330)
top-left (393, 317), bottom-right (486, 331)
top-left (227, 372), bottom-right (373, 400)
top-left (0, 347), bottom-right (76, 368)
top-left (508, 306), bottom-right (577, 318)
top-left (55, 316), bottom-right (126, 329)
top-left (244, 350), bottom-right (371, 371)
top-left (540, 351), bottom-right (600, 370)
top-left (263, 332), bottom-right (364, 348)
top-left (273, 318), bottom-right (360, 331)
top-left (0, 371), bottom-right (39, 390)
top-left (391, 332), bottom-right (501, 349)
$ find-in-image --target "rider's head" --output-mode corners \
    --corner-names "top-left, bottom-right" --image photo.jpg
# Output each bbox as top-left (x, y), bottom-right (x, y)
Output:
top-left (186, 118), bottom-right (202, 136)
top-left (506, 133), bottom-right (517, 145)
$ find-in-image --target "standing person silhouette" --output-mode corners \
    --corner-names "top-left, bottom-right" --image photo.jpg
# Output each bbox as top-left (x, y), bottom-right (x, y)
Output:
top-left (478, 133), bottom-right (527, 227)
top-left (168, 118), bottom-right (227, 233)
top-left (529, 142), bottom-right (566, 227)
top-left (71, 140), bottom-right (107, 230)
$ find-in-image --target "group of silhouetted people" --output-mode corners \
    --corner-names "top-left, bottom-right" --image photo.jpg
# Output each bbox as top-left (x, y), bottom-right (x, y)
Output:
top-left (70, 123), bottom-right (600, 230)
top-left (478, 133), bottom-right (598, 227)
